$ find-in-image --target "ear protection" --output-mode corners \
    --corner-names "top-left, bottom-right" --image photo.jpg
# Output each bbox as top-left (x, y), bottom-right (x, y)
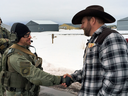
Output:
top-left (10, 23), bottom-right (19, 42)
top-left (11, 23), bottom-right (17, 34)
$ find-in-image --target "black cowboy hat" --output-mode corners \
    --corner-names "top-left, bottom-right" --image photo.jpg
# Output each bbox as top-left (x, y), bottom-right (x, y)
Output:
top-left (72, 5), bottom-right (116, 24)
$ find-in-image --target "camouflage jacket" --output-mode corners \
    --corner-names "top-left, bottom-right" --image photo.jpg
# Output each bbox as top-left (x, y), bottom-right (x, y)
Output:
top-left (0, 26), bottom-right (11, 54)
top-left (2, 44), bottom-right (61, 96)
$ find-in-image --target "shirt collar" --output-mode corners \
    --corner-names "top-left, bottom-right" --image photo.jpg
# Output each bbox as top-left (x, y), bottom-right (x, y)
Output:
top-left (16, 44), bottom-right (29, 50)
top-left (93, 25), bottom-right (107, 35)
top-left (88, 25), bottom-right (107, 43)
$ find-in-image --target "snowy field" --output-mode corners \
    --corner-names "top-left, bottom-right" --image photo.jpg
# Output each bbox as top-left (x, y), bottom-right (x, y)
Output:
top-left (30, 29), bottom-right (89, 75)
top-left (30, 29), bottom-right (128, 76)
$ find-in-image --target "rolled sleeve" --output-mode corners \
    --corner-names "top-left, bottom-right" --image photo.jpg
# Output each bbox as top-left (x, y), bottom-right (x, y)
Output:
top-left (71, 69), bottom-right (83, 83)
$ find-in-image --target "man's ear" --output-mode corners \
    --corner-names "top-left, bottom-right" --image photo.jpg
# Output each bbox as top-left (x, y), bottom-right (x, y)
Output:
top-left (90, 17), bottom-right (96, 25)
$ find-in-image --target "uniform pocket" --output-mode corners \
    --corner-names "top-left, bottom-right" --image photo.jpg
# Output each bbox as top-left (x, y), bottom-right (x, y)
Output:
top-left (20, 62), bottom-right (31, 76)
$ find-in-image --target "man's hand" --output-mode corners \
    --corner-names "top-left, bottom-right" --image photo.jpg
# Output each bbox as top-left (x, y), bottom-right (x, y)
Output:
top-left (63, 74), bottom-right (72, 79)
top-left (60, 74), bottom-right (73, 87)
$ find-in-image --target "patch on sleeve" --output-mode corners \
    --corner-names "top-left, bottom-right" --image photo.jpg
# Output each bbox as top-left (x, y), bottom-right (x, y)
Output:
top-left (20, 62), bottom-right (31, 76)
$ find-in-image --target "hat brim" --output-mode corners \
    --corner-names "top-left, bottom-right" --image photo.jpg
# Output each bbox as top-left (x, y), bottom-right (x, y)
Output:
top-left (72, 9), bottom-right (116, 24)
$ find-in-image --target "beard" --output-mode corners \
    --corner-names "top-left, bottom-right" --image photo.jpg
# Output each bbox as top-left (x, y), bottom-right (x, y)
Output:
top-left (25, 39), bottom-right (31, 46)
top-left (83, 22), bottom-right (91, 36)
top-left (19, 38), bottom-right (31, 46)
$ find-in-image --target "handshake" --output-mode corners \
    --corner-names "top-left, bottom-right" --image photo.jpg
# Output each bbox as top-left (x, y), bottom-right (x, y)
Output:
top-left (60, 74), bottom-right (74, 87)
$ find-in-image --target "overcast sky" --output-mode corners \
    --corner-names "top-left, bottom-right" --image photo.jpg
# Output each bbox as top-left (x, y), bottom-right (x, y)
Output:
top-left (0, 0), bottom-right (128, 25)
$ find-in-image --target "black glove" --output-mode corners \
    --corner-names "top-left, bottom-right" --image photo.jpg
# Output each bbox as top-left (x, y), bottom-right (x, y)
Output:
top-left (60, 76), bottom-right (73, 87)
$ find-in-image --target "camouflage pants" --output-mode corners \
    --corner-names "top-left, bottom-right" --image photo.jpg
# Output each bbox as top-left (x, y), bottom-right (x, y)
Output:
top-left (0, 54), bottom-right (5, 96)
top-left (0, 55), bottom-right (2, 96)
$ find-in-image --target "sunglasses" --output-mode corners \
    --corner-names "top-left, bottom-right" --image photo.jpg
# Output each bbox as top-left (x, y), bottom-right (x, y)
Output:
top-left (24, 33), bottom-right (31, 38)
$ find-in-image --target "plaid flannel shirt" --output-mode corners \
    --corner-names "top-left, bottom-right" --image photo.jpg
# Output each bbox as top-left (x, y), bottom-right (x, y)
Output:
top-left (71, 25), bottom-right (128, 96)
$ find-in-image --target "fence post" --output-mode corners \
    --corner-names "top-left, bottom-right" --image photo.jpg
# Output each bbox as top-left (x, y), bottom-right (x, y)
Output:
top-left (52, 34), bottom-right (54, 44)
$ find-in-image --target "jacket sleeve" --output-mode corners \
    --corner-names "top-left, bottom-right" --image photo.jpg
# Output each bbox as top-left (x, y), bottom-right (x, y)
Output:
top-left (9, 54), bottom-right (61, 86)
top-left (0, 29), bottom-right (10, 54)
top-left (0, 38), bottom-right (8, 45)
top-left (98, 33), bottom-right (128, 95)
top-left (0, 28), bottom-right (11, 45)
top-left (71, 69), bottom-right (83, 83)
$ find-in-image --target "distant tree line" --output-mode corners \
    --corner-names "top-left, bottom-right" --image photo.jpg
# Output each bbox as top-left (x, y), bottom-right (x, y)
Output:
top-left (107, 25), bottom-right (117, 29)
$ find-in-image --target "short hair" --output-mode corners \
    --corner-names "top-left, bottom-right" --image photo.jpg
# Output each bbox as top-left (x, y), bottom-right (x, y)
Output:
top-left (86, 16), bottom-right (104, 24)
top-left (95, 17), bottom-right (104, 24)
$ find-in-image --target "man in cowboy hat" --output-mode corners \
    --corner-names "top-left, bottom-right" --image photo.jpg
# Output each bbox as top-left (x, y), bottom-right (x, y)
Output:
top-left (62, 5), bottom-right (128, 96)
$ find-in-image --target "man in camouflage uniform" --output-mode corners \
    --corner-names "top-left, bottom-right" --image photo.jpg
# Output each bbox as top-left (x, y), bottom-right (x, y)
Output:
top-left (0, 18), bottom-right (11, 69)
top-left (1, 23), bottom-right (72, 96)
top-left (0, 18), bottom-right (11, 96)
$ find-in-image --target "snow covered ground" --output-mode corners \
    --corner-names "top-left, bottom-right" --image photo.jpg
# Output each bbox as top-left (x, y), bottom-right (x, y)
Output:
top-left (30, 29), bottom-right (128, 76)
top-left (30, 29), bottom-right (88, 75)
